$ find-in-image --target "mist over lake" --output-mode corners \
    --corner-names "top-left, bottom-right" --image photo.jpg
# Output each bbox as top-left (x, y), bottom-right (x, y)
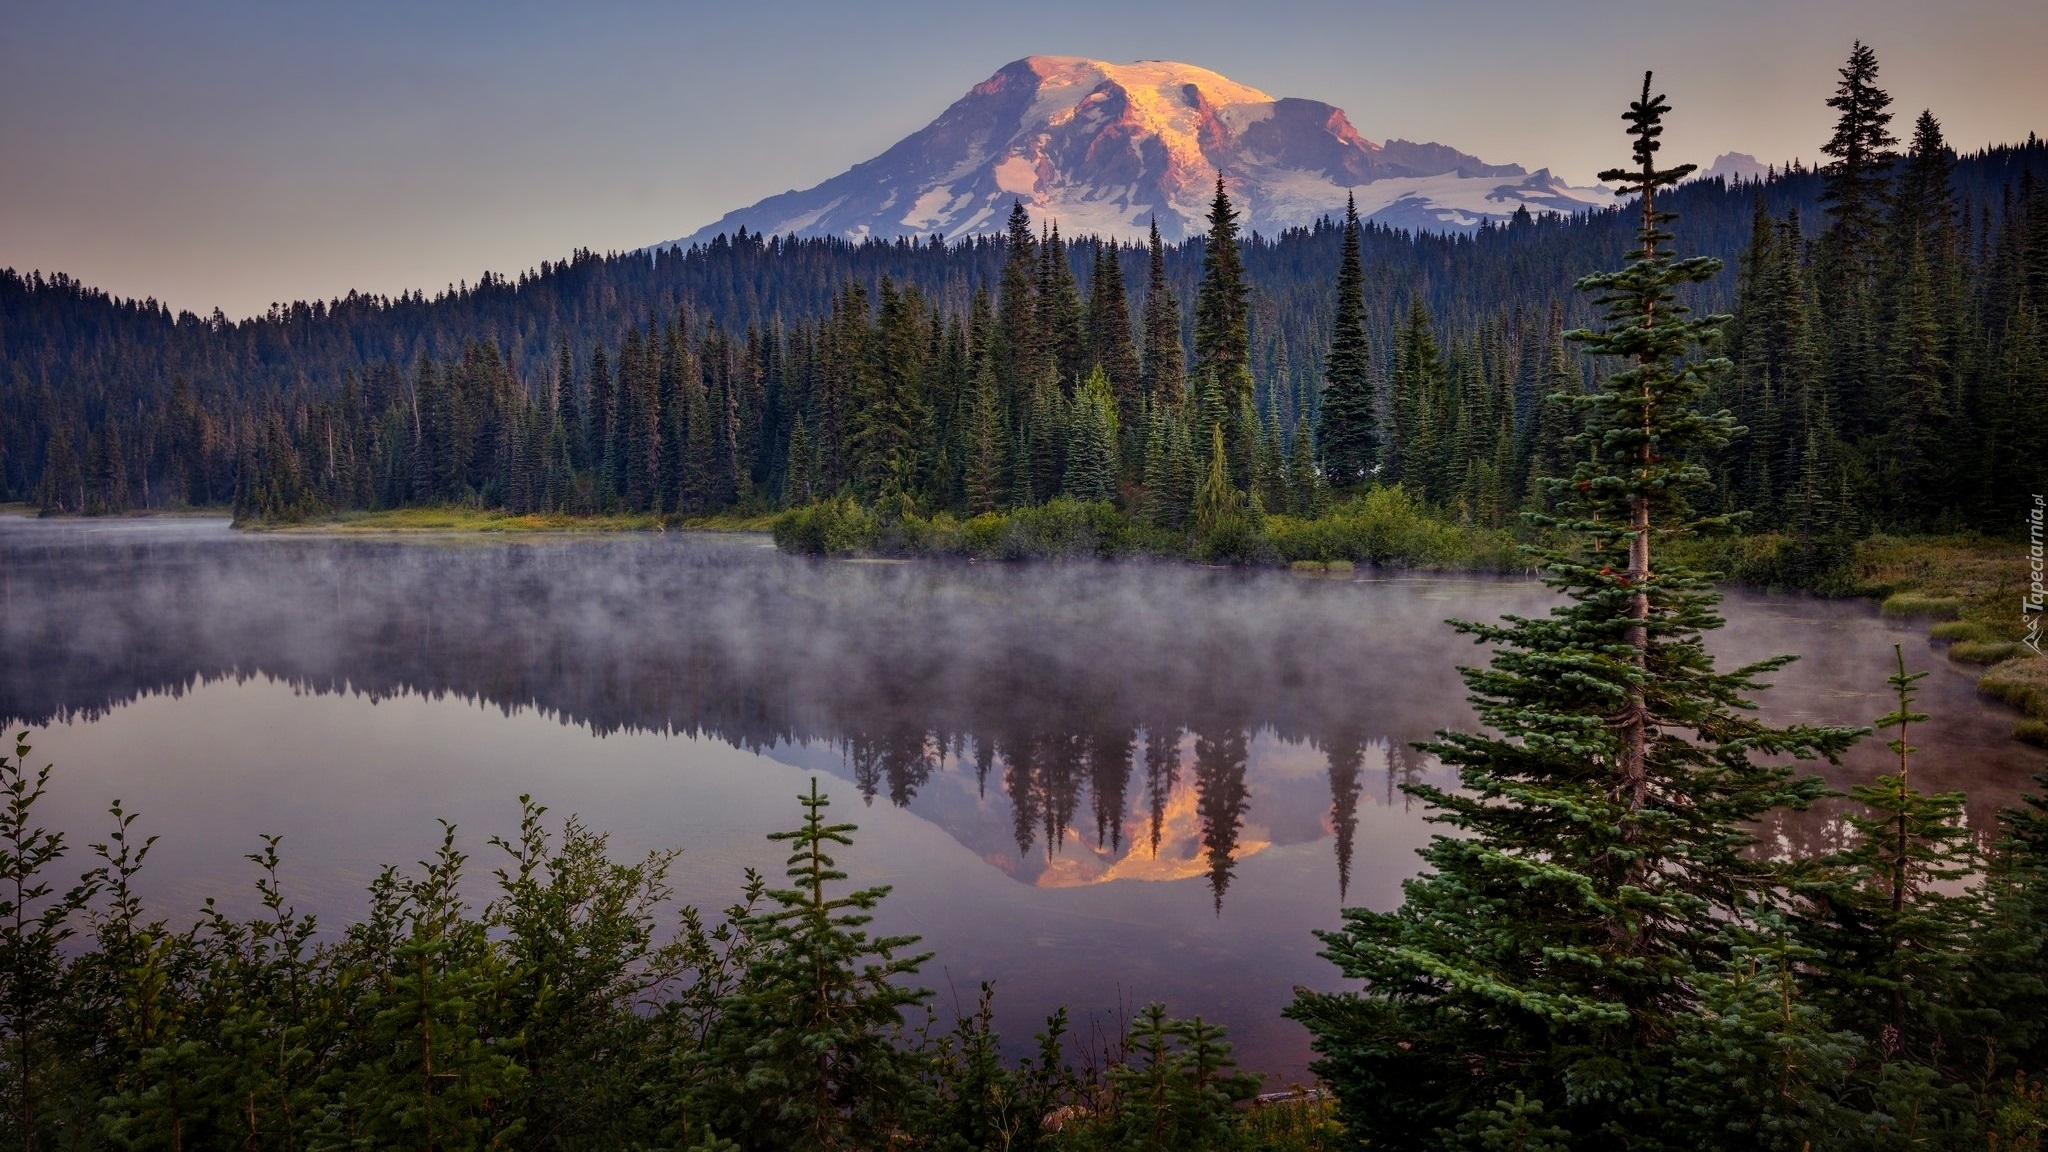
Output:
top-left (3, 516), bottom-right (2037, 1081)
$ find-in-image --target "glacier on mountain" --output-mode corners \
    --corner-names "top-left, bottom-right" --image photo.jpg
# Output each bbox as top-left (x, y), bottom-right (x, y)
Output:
top-left (657, 56), bottom-right (1616, 250)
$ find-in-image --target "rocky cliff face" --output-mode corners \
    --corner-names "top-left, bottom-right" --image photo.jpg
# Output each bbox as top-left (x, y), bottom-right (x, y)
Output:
top-left (662, 56), bottom-right (1611, 248)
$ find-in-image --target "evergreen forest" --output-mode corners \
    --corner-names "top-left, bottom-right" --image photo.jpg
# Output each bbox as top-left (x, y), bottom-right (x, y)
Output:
top-left (4, 42), bottom-right (2048, 1152)
top-left (3, 46), bottom-right (2043, 554)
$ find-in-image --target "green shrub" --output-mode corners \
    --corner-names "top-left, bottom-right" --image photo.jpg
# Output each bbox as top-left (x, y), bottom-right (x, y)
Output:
top-left (954, 512), bottom-right (1007, 558)
top-left (771, 497), bottom-right (876, 555)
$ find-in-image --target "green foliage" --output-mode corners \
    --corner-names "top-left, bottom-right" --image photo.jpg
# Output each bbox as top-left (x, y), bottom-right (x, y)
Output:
top-left (683, 779), bottom-right (933, 1149)
top-left (917, 985), bottom-right (1077, 1152)
top-left (1064, 368), bottom-right (1121, 504)
top-left (1317, 196), bottom-right (1375, 489)
top-left (1879, 592), bottom-right (1963, 619)
top-left (1192, 425), bottom-right (1259, 562)
top-left (772, 496), bottom-right (878, 556)
top-left (1, 732), bottom-right (97, 1150)
top-left (1, 738), bottom-right (1329, 1151)
top-left (1091, 1003), bottom-right (1259, 1152)
top-left (1262, 486), bottom-right (1522, 571)
top-left (1289, 74), bottom-right (1864, 1149)
top-left (1194, 177), bottom-right (1254, 485)
top-left (1667, 914), bottom-right (1863, 1150)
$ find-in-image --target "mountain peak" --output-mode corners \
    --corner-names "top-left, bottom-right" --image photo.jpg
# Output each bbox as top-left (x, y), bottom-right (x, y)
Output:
top-left (664, 57), bottom-right (1605, 248)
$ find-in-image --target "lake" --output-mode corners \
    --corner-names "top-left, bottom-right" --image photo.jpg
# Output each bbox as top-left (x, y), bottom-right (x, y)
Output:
top-left (2, 516), bottom-right (2039, 1083)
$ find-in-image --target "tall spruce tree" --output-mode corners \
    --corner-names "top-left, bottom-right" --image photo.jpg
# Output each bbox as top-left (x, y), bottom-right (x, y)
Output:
top-left (1193, 177), bottom-right (1253, 483)
top-left (997, 203), bottom-right (1042, 423)
top-left (1064, 367), bottom-right (1119, 503)
top-left (1819, 41), bottom-right (1898, 260)
top-left (1139, 219), bottom-right (1185, 411)
top-left (1288, 75), bottom-right (1861, 1148)
top-left (1087, 244), bottom-right (1143, 434)
top-left (1386, 297), bottom-right (1445, 494)
top-left (963, 362), bottom-right (1008, 514)
top-left (1815, 41), bottom-right (1897, 441)
top-left (1319, 194), bottom-right (1376, 488)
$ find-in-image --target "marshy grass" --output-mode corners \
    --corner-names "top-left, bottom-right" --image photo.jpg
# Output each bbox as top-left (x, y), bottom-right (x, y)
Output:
top-left (1235, 1092), bottom-right (1344, 1151)
top-left (1881, 592), bottom-right (1966, 619)
top-left (1950, 640), bottom-right (2028, 665)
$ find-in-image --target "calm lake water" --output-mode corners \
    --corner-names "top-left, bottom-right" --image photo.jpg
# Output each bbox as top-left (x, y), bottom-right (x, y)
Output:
top-left (2, 516), bottom-right (2040, 1082)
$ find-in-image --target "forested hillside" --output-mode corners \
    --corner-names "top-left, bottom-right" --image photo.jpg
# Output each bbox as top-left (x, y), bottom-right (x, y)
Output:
top-left (3, 58), bottom-right (2043, 541)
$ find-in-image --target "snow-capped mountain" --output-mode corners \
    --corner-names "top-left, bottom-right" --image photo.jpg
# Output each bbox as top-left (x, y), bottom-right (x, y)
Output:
top-left (660, 56), bottom-right (1614, 248)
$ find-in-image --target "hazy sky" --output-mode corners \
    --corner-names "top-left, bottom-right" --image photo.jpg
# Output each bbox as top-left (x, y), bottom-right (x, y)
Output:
top-left (4, 0), bottom-right (2043, 318)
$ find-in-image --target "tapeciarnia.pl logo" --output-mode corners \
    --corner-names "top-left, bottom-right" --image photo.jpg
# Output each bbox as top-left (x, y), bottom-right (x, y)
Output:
top-left (2027, 494), bottom-right (2044, 656)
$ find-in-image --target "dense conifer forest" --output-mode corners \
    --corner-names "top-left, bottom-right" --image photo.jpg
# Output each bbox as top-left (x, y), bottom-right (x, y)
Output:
top-left (4, 41), bottom-right (2043, 546)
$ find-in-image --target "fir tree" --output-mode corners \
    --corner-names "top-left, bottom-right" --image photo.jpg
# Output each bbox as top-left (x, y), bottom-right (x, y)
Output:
top-left (1319, 194), bottom-right (1377, 487)
top-left (1819, 41), bottom-right (1899, 259)
top-left (783, 416), bottom-right (815, 508)
top-left (685, 780), bottom-right (932, 1150)
top-left (586, 346), bottom-right (615, 502)
top-left (1814, 41), bottom-right (1897, 441)
top-left (1, 734), bottom-right (95, 1149)
top-left (997, 203), bottom-right (1041, 422)
top-left (1102, 1003), bottom-right (1259, 1152)
top-left (1139, 219), bottom-right (1185, 411)
top-left (1087, 244), bottom-right (1144, 435)
top-left (1386, 297), bottom-right (1445, 496)
top-left (36, 425), bottom-right (82, 514)
top-left (1289, 75), bottom-right (1861, 1147)
top-left (1288, 419), bottom-right (1327, 517)
top-left (963, 363), bottom-right (1008, 514)
top-left (1792, 646), bottom-right (1979, 1129)
top-left (1063, 367), bottom-right (1119, 503)
top-left (1193, 178), bottom-right (1253, 482)
top-left (1039, 225), bottom-right (1088, 389)
top-left (1028, 372), bottom-right (1066, 504)
top-left (1191, 424), bottom-right (1253, 560)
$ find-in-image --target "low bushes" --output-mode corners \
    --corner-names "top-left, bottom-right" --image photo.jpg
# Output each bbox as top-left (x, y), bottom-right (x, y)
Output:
top-left (773, 485), bottom-right (1525, 573)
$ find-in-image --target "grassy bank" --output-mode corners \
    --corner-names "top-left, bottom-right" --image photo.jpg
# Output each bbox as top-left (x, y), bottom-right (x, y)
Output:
top-left (778, 496), bottom-right (2045, 745)
top-left (241, 506), bottom-right (780, 534)
top-left (1, 502), bottom-right (233, 520)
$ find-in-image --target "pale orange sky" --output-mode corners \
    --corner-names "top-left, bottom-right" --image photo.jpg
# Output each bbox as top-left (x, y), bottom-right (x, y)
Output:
top-left (3, 0), bottom-right (2042, 319)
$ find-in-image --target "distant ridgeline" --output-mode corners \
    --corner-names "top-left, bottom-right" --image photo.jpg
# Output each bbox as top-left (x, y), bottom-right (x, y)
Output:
top-left (2, 130), bottom-right (2043, 536)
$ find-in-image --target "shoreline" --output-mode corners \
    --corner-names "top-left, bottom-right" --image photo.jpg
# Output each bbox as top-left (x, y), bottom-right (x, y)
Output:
top-left (11, 503), bottom-right (2043, 745)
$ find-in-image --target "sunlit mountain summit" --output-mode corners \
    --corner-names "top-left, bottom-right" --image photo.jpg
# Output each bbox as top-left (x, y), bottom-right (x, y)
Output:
top-left (664, 55), bottom-right (1612, 247)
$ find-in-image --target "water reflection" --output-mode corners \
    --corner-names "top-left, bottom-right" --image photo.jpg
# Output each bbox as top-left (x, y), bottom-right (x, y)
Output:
top-left (2, 518), bottom-right (2039, 914)
top-left (3, 516), bottom-right (2040, 1081)
top-left (2, 519), bottom-right (1509, 911)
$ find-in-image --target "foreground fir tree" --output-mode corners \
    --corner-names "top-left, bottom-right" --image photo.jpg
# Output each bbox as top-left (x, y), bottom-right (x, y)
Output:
top-left (683, 778), bottom-right (933, 1151)
top-left (1287, 75), bottom-right (1861, 1149)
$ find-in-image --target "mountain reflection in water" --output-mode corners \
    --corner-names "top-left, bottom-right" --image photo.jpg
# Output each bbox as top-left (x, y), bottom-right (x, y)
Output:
top-left (5, 519), bottom-right (1518, 908)
top-left (4, 517), bottom-right (2039, 1080)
